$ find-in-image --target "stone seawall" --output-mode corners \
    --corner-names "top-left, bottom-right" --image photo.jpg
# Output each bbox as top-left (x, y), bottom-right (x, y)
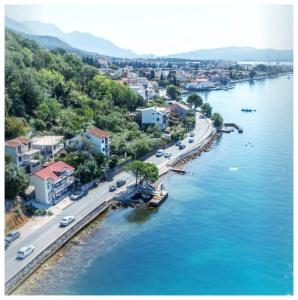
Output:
top-left (5, 200), bottom-right (112, 295)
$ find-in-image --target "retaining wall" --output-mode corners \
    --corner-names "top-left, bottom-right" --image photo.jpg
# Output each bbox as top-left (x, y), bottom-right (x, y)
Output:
top-left (5, 200), bottom-right (112, 295)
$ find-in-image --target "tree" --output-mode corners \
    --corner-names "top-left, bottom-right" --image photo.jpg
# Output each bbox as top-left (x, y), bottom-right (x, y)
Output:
top-left (211, 112), bottom-right (224, 128)
top-left (166, 84), bottom-right (181, 100)
top-left (187, 93), bottom-right (203, 108)
top-left (5, 163), bottom-right (29, 199)
top-left (124, 160), bottom-right (159, 185)
top-left (75, 159), bottom-right (98, 184)
top-left (5, 116), bottom-right (29, 139)
top-left (249, 70), bottom-right (256, 80)
top-left (200, 103), bottom-right (212, 117)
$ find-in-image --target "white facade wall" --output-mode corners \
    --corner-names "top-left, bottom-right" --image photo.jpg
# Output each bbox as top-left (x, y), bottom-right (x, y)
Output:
top-left (30, 175), bottom-right (49, 204)
top-left (141, 108), bottom-right (168, 130)
top-left (84, 132), bottom-right (109, 156)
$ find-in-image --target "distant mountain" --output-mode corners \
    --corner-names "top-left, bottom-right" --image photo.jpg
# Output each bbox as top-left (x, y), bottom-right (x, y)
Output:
top-left (167, 47), bottom-right (293, 62)
top-left (5, 17), bottom-right (33, 35)
top-left (5, 17), bottom-right (138, 58)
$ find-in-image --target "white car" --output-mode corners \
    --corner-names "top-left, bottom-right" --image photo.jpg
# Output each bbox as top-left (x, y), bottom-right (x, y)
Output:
top-left (60, 216), bottom-right (75, 227)
top-left (17, 245), bottom-right (35, 259)
top-left (155, 149), bottom-right (164, 157)
top-left (164, 152), bottom-right (172, 158)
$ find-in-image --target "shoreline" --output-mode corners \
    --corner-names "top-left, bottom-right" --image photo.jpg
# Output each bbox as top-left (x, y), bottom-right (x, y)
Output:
top-left (12, 126), bottom-right (219, 295)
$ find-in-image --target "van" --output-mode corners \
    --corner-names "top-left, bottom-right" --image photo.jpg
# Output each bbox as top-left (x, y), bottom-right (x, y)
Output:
top-left (17, 245), bottom-right (35, 259)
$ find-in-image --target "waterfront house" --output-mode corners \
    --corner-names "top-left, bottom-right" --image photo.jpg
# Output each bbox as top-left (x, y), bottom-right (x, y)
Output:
top-left (30, 161), bottom-right (75, 205)
top-left (169, 101), bottom-right (191, 120)
top-left (32, 135), bottom-right (64, 159)
top-left (84, 127), bottom-right (110, 156)
top-left (136, 107), bottom-right (169, 130)
top-left (5, 137), bottom-right (41, 173)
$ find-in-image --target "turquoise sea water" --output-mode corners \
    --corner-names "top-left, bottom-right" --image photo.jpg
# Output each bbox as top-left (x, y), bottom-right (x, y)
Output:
top-left (17, 75), bottom-right (293, 295)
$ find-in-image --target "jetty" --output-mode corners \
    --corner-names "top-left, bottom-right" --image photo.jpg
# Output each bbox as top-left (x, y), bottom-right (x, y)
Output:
top-left (219, 126), bottom-right (234, 133)
top-left (224, 123), bottom-right (243, 133)
top-left (169, 167), bottom-right (186, 174)
top-left (148, 191), bottom-right (168, 207)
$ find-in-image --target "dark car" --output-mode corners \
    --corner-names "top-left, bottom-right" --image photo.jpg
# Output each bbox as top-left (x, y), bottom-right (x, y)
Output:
top-left (5, 240), bottom-right (10, 250)
top-left (5, 231), bottom-right (20, 243)
top-left (70, 191), bottom-right (85, 201)
top-left (116, 179), bottom-right (126, 188)
top-left (175, 141), bottom-right (182, 146)
top-left (179, 144), bottom-right (186, 150)
top-left (109, 185), bottom-right (117, 192)
top-left (189, 138), bottom-right (194, 143)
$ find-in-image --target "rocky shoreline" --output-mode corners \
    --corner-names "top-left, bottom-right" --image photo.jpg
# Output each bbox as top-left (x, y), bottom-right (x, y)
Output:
top-left (13, 131), bottom-right (220, 294)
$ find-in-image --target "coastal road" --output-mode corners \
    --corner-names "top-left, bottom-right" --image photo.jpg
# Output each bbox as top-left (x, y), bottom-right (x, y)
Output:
top-left (5, 113), bottom-right (214, 287)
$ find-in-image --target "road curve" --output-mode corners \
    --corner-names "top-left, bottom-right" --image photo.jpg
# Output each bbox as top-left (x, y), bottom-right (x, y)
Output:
top-left (5, 113), bottom-right (214, 286)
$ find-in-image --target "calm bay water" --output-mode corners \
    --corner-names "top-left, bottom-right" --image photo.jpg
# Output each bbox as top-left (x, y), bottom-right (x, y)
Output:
top-left (16, 75), bottom-right (293, 295)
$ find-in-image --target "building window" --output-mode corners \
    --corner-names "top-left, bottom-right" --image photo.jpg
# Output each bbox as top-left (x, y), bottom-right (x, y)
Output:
top-left (18, 157), bottom-right (22, 162)
top-left (157, 118), bottom-right (160, 121)
top-left (102, 140), bottom-right (104, 144)
top-left (17, 145), bottom-right (22, 154)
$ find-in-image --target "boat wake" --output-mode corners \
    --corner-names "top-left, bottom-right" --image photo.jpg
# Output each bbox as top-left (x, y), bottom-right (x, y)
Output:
top-left (229, 166), bottom-right (239, 171)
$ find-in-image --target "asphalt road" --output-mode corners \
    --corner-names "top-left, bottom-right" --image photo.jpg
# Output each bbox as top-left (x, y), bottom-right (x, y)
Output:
top-left (5, 113), bottom-right (213, 284)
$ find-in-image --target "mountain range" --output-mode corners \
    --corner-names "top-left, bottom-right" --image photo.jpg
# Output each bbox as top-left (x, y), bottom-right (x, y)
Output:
top-left (5, 17), bottom-right (293, 61)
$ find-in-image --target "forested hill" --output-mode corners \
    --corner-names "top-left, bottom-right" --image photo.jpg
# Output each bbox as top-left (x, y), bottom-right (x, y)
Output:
top-left (5, 29), bottom-right (144, 140)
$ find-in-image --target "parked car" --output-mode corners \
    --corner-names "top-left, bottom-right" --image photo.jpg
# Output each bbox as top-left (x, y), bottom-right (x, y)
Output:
top-left (179, 144), bottom-right (186, 150)
top-left (70, 191), bottom-right (85, 201)
top-left (116, 179), bottom-right (126, 188)
top-left (17, 245), bottom-right (35, 259)
top-left (156, 149), bottom-right (164, 157)
top-left (60, 216), bottom-right (75, 227)
top-left (175, 141), bottom-right (182, 146)
top-left (190, 132), bottom-right (195, 137)
top-left (5, 231), bottom-right (20, 244)
top-left (109, 185), bottom-right (117, 192)
top-left (189, 138), bottom-right (194, 143)
top-left (164, 152), bottom-right (172, 158)
top-left (92, 181), bottom-right (99, 188)
top-left (5, 240), bottom-right (10, 250)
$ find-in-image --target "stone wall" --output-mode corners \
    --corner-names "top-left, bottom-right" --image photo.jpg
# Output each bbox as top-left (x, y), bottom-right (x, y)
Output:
top-left (5, 200), bottom-right (112, 295)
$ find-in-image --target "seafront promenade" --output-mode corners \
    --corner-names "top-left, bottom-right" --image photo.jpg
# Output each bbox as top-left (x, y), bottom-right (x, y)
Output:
top-left (5, 113), bottom-right (214, 294)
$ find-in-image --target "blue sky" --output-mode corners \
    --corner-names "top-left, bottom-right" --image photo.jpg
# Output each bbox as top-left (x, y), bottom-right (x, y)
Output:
top-left (5, 3), bottom-right (293, 55)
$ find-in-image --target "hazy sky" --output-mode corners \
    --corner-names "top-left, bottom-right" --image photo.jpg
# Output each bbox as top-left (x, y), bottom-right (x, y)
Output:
top-left (5, 3), bottom-right (293, 55)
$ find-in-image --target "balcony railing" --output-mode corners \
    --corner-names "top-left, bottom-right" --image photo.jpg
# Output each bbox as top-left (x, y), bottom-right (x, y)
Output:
top-left (53, 176), bottom-right (75, 193)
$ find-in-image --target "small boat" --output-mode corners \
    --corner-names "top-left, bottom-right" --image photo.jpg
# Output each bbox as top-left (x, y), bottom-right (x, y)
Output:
top-left (241, 108), bottom-right (256, 112)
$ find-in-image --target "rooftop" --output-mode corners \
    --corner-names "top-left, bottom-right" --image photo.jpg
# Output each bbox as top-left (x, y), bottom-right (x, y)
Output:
top-left (86, 127), bottom-right (109, 139)
top-left (5, 137), bottom-right (29, 148)
top-left (170, 101), bottom-right (191, 111)
top-left (32, 136), bottom-right (64, 146)
top-left (33, 161), bottom-right (74, 181)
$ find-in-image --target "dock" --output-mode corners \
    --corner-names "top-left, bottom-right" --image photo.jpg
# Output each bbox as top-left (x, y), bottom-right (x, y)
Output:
top-left (224, 123), bottom-right (243, 133)
top-left (148, 191), bottom-right (168, 207)
top-left (219, 126), bottom-right (234, 133)
top-left (169, 167), bottom-right (186, 174)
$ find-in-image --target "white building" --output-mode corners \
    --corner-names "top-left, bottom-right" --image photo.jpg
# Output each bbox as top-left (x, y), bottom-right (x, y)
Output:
top-left (137, 107), bottom-right (169, 130)
top-left (84, 127), bottom-right (110, 156)
top-left (30, 161), bottom-right (75, 205)
top-left (5, 137), bottom-right (41, 173)
top-left (32, 135), bottom-right (64, 158)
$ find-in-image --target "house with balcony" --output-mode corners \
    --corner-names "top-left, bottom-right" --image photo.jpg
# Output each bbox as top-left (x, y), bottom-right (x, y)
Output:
top-left (84, 127), bottom-right (110, 156)
top-left (136, 107), bottom-right (169, 130)
top-left (30, 161), bottom-right (75, 205)
top-left (5, 137), bottom-right (41, 173)
top-left (32, 135), bottom-right (64, 159)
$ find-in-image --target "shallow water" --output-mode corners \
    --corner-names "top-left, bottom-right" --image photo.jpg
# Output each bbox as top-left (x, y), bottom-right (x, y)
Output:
top-left (15, 75), bottom-right (293, 295)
